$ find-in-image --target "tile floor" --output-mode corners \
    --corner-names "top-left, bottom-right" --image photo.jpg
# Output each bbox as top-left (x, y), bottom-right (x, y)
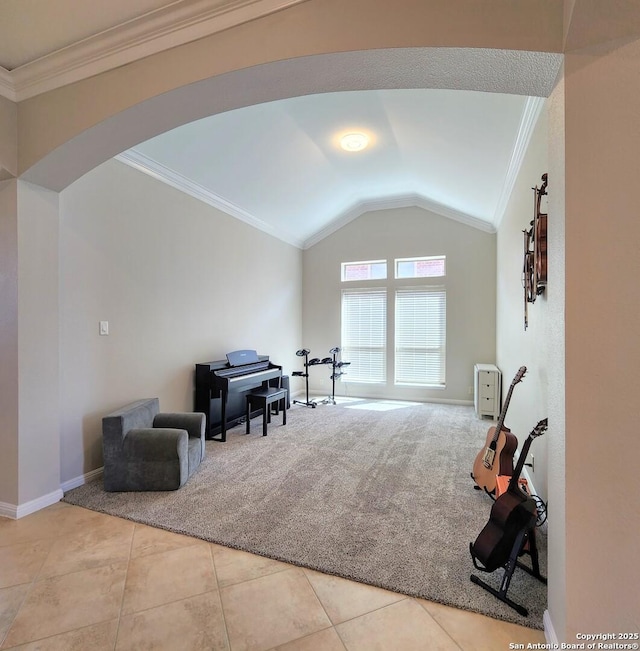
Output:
top-left (0, 502), bottom-right (547, 650)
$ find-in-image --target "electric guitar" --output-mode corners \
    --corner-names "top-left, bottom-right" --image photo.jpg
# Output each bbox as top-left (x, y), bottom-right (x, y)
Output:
top-left (470, 418), bottom-right (547, 573)
top-left (471, 366), bottom-right (526, 495)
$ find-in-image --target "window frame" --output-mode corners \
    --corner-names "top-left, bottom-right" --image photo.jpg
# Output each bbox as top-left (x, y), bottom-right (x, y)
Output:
top-left (341, 259), bottom-right (387, 282)
top-left (339, 255), bottom-right (447, 388)
top-left (394, 255), bottom-right (446, 279)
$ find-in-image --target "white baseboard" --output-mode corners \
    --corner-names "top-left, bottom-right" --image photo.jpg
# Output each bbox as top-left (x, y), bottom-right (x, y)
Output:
top-left (544, 609), bottom-right (558, 644)
top-left (303, 391), bottom-right (474, 407)
top-left (60, 467), bottom-right (103, 493)
top-left (0, 488), bottom-right (64, 520)
top-left (0, 501), bottom-right (17, 519)
top-left (0, 469), bottom-right (104, 520)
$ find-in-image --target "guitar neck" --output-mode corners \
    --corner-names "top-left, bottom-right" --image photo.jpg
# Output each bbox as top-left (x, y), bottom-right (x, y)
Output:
top-left (508, 418), bottom-right (548, 492)
top-left (494, 388), bottom-right (513, 437)
top-left (491, 366), bottom-right (526, 445)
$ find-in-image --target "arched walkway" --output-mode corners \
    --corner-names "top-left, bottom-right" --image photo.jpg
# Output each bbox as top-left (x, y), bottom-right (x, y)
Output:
top-left (22, 47), bottom-right (561, 191)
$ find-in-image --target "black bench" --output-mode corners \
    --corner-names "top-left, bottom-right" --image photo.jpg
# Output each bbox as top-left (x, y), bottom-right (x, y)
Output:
top-left (246, 387), bottom-right (288, 436)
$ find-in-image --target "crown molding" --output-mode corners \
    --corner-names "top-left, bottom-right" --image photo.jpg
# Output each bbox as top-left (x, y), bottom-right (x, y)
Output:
top-left (303, 194), bottom-right (495, 249)
top-left (492, 96), bottom-right (545, 228)
top-left (116, 149), bottom-right (305, 248)
top-left (118, 150), bottom-right (495, 251)
top-left (0, 0), bottom-right (307, 102)
top-left (0, 67), bottom-right (14, 100)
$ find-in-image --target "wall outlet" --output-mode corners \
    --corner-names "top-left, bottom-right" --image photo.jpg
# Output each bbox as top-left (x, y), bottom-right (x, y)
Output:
top-left (99, 321), bottom-right (109, 336)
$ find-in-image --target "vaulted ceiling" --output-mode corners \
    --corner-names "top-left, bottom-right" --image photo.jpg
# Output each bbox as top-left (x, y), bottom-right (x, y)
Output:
top-left (0, 0), bottom-right (558, 248)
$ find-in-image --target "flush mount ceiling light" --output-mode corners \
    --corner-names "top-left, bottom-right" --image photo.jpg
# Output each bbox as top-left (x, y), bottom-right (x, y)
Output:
top-left (340, 132), bottom-right (369, 152)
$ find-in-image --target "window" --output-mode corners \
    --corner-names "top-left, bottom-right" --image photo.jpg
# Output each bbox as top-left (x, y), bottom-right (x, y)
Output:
top-left (395, 287), bottom-right (446, 386)
top-left (340, 255), bottom-right (447, 387)
top-left (341, 289), bottom-right (387, 383)
top-left (341, 260), bottom-right (387, 282)
top-left (395, 256), bottom-right (445, 279)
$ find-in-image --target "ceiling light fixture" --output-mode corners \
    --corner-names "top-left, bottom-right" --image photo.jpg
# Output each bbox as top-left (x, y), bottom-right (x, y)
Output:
top-left (340, 132), bottom-right (369, 152)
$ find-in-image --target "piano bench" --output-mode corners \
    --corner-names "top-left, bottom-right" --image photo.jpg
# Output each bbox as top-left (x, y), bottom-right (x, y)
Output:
top-left (246, 387), bottom-right (288, 437)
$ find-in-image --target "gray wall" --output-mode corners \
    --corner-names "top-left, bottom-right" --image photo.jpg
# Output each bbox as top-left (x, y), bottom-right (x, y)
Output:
top-left (302, 206), bottom-right (497, 403)
top-left (58, 159), bottom-right (303, 485)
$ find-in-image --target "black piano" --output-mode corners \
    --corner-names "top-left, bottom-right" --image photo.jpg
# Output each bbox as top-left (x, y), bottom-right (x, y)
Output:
top-left (195, 350), bottom-right (282, 441)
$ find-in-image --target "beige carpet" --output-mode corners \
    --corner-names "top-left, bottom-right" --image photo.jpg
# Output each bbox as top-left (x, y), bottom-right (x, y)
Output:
top-left (63, 398), bottom-right (547, 629)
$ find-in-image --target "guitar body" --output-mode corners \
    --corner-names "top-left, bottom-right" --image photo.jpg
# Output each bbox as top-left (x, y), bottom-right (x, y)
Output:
top-left (472, 426), bottom-right (518, 495)
top-left (471, 490), bottom-right (537, 572)
top-left (471, 366), bottom-right (526, 495)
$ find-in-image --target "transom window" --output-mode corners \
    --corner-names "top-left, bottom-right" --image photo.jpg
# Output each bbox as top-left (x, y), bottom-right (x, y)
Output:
top-left (395, 256), bottom-right (446, 279)
top-left (341, 260), bottom-right (387, 282)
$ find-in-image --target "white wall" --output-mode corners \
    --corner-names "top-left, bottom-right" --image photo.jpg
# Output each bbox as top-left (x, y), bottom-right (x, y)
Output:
top-left (562, 32), bottom-right (640, 637)
top-left (17, 181), bottom-right (61, 505)
top-left (546, 67), bottom-right (567, 644)
top-left (496, 108), bottom-right (550, 501)
top-left (303, 206), bottom-right (496, 403)
top-left (58, 159), bottom-right (303, 484)
top-left (0, 179), bottom-right (62, 512)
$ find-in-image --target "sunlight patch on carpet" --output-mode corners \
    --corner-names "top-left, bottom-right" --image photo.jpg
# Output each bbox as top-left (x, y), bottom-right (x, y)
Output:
top-left (344, 400), bottom-right (422, 411)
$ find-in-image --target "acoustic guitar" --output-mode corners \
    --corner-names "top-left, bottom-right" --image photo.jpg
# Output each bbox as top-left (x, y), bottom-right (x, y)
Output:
top-left (470, 418), bottom-right (547, 573)
top-left (471, 366), bottom-right (526, 495)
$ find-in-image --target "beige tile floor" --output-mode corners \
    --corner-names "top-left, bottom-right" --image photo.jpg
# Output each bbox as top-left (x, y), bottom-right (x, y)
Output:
top-left (0, 502), bottom-right (547, 650)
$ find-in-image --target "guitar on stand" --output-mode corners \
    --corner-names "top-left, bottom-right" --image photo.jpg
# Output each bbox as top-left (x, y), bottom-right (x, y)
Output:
top-left (471, 366), bottom-right (526, 496)
top-left (469, 418), bottom-right (548, 616)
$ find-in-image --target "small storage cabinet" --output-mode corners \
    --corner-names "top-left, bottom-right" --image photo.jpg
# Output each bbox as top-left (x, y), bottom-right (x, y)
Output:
top-left (474, 364), bottom-right (501, 420)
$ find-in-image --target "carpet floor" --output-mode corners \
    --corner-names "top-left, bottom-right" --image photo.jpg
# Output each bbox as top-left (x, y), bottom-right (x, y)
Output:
top-left (63, 398), bottom-right (547, 629)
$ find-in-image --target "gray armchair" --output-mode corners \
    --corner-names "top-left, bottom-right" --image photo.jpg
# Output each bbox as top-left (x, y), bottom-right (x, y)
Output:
top-left (102, 398), bottom-right (205, 491)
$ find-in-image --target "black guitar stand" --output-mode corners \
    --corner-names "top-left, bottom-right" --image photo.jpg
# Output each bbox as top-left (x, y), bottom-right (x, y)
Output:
top-left (292, 349), bottom-right (317, 408)
top-left (470, 524), bottom-right (546, 617)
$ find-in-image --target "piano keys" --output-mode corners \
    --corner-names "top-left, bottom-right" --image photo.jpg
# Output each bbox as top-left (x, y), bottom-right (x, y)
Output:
top-left (195, 350), bottom-right (282, 441)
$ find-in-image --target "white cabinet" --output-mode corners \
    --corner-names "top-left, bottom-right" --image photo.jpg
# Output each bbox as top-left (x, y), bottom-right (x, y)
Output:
top-left (474, 364), bottom-right (501, 419)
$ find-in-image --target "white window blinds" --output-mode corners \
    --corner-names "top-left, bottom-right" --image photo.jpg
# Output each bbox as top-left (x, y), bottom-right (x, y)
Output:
top-left (395, 287), bottom-right (446, 386)
top-left (341, 289), bottom-right (387, 383)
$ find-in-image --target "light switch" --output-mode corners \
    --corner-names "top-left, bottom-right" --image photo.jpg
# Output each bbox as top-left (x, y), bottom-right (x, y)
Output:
top-left (99, 321), bottom-right (109, 336)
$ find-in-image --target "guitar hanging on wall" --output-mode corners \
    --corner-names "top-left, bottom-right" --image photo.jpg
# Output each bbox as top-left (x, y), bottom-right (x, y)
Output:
top-left (471, 366), bottom-right (526, 496)
top-left (523, 173), bottom-right (548, 330)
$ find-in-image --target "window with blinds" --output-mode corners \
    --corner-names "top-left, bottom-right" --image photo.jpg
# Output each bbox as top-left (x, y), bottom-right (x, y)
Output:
top-left (395, 287), bottom-right (446, 386)
top-left (341, 288), bottom-right (387, 383)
